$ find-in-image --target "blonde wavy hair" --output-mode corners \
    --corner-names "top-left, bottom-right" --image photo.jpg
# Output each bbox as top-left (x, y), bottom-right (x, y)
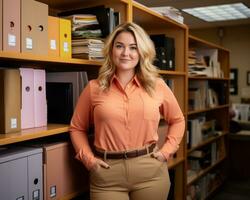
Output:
top-left (98, 22), bottom-right (159, 95)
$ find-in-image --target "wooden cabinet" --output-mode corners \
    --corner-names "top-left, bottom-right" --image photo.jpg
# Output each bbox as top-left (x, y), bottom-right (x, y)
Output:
top-left (186, 35), bottom-right (230, 199)
top-left (0, 0), bottom-right (188, 199)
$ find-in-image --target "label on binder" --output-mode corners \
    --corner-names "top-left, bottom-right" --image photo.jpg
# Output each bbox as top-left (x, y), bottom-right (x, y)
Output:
top-left (50, 186), bottom-right (56, 197)
top-left (8, 34), bottom-right (16, 46)
top-left (11, 118), bottom-right (17, 129)
top-left (33, 189), bottom-right (40, 200)
top-left (26, 37), bottom-right (33, 49)
top-left (50, 39), bottom-right (57, 50)
top-left (63, 42), bottom-right (69, 52)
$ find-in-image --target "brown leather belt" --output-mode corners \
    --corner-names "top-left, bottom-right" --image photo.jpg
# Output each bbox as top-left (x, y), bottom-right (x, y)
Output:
top-left (94, 143), bottom-right (156, 159)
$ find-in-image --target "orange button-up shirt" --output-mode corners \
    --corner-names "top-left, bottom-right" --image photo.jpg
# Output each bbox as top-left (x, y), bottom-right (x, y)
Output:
top-left (70, 76), bottom-right (185, 170)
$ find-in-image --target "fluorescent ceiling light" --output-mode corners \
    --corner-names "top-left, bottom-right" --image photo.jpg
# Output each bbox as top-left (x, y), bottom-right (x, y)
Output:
top-left (182, 3), bottom-right (250, 22)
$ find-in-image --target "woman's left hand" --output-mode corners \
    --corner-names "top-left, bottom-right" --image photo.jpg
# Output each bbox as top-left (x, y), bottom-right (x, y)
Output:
top-left (151, 151), bottom-right (166, 162)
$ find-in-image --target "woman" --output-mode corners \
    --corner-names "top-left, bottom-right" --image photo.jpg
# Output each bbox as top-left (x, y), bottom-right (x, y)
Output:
top-left (70, 22), bottom-right (185, 200)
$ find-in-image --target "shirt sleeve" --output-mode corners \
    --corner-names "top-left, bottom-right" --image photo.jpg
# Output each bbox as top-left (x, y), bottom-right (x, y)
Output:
top-left (69, 81), bottom-right (97, 170)
top-left (158, 79), bottom-right (185, 160)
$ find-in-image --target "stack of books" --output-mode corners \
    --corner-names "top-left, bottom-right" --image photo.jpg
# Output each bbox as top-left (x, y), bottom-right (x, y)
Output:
top-left (150, 6), bottom-right (184, 24)
top-left (72, 38), bottom-right (104, 61)
top-left (64, 14), bottom-right (104, 60)
top-left (65, 14), bottom-right (102, 38)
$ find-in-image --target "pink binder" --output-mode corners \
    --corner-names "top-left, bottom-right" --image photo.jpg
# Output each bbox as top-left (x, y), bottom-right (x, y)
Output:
top-left (3, 0), bottom-right (21, 52)
top-left (34, 69), bottom-right (47, 127)
top-left (20, 68), bottom-right (35, 129)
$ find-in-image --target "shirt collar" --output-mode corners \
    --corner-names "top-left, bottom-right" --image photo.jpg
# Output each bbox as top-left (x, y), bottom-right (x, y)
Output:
top-left (110, 74), bottom-right (141, 88)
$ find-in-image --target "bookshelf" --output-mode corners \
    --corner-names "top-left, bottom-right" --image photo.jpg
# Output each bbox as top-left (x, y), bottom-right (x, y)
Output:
top-left (187, 35), bottom-right (230, 199)
top-left (0, 0), bottom-right (188, 199)
top-left (132, 2), bottom-right (188, 199)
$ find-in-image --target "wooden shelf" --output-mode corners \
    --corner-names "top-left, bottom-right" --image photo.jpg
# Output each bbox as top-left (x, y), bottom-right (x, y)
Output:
top-left (0, 124), bottom-right (69, 146)
top-left (188, 104), bottom-right (230, 115)
top-left (132, 1), bottom-right (187, 30)
top-left (168, 157), bottom-right (185, 169)
top-left (188, 76), bottom-right (230, 81)
top-left (37, 0), bottom-right (129, 11)
top-left (187, 156), bottom-right (226, 185)
top-left (159, 70), bottom-right (186, 76)
top-left (189, 35), bottom-right (229, 52)
top-left (0, 51), bottom-right (101, 71)
top-left (187, 132), bottom-right (227, 154)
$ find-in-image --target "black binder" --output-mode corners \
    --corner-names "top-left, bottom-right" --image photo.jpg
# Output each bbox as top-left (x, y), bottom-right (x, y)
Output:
top-left (46, 82), bottom-right (73, 124)
top-left (151, 34), bottom-right (175, 70)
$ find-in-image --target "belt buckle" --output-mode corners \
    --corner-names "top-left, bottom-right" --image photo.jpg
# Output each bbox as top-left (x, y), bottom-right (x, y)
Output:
top-left (124, 150), bottom-right (128, 159)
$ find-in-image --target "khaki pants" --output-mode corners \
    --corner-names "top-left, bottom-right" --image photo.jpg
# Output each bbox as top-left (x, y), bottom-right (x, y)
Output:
top-left (90, 153), bottom-right (170, 200)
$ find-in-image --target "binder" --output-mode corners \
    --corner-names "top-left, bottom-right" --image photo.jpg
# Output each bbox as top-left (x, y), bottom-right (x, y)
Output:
top-left (34, 69), bottom-right (47, 127)
top-left (0, 0), bottom-right (3, 50)
top-left (150, 34), bottom-right (175, 70)
top-left (0, 69), bottom-right (21, 134)
top-left (27, 151), bottom-right (43, 200)
top-left (21, 0), bottom-right (36, 53)
top-left (43, 143), bottom-right (63, 199)
top-left (59, 18), bottom-right (72, 59)
top-left (3, 0), bottom-right (21, 52)
top-left (46, 82), bottom-right (73, 124)
top-left (20, 68), bottom-right (35, 129)
top-left (0, 146), bottom-right (43, 200)
top-left (33, 0), bottom-right (48, 55)
top-left (48, 16), bottom-right (60, 57)
top-left (43, 142), bottom-right (88, 200)
top-left (46, 71), bottom-right (88, 108)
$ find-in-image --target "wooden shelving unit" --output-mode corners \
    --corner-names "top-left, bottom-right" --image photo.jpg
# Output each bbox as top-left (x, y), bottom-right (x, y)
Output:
top-left (129, 2), bottom-right (188, 199)
top-left (0, 0), bottom-right (188, 199)
top-left (186, 35), bottom-right (230, 199)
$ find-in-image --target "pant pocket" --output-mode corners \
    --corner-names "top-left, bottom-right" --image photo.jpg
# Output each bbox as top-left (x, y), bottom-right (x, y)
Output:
top-left (90, 159), bottom-right (125, 188)
top-left (130, 155), bottom-right (165, 183)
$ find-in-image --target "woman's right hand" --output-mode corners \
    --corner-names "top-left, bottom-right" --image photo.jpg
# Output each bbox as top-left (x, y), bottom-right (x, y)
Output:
top-left (91, 158), bottom-right (110, 171)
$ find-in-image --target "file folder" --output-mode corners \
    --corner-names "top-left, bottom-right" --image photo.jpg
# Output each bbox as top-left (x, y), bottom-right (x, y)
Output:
top-left (43, 142), bottom-right (88, 200)
top-left (46, 82), bottom-right (73, 124)
top-left (59, 18), bottom-right (72, 59)
top-left (150, 34), bottom-right (175, 70)
top-left (0, 69), bottom-right (21, 134)
top-left (21, 0), bottom-right (36, 53)
top-left (48, 16), bottom-right (60, 57)
top-left (3, 0), bottom-right (21, 52)
top-left (43, 142), bottom-right (63, 199)
top-left (28, 151), bottom-right (43, 200)
top-left (34, 69), bottom-right (47, 127)
top-left (0, 146), bottom-right (43, 200)
top-left (46, 71), bottom-right (88, 108)
top-left (33, 0), bottom-right (48, 55)
top-left (20, 68), bottom-right (35, 129)
top-left (0, 0), bottom-right (2, 50)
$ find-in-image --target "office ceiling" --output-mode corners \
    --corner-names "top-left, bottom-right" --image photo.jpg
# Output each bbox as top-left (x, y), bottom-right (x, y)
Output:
top-left (135, 0), bottom-right (250, 29)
